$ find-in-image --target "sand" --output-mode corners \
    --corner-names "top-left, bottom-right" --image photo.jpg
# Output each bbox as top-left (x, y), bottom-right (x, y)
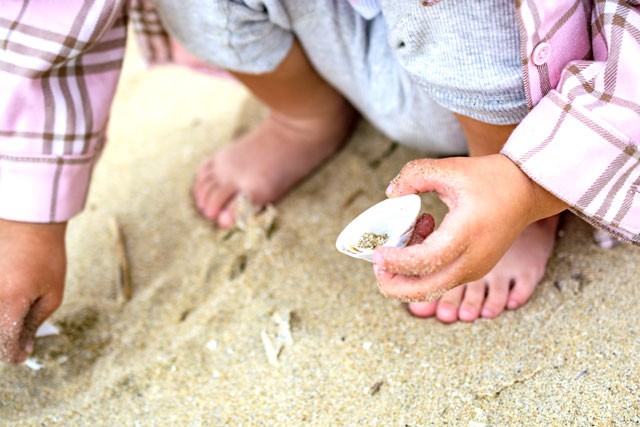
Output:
top-left (1, 41), bottom-right (639, 426)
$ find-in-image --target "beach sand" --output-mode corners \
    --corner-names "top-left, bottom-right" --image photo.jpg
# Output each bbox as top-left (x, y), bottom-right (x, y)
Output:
top-left (2, 41), bottom-right (639, 426)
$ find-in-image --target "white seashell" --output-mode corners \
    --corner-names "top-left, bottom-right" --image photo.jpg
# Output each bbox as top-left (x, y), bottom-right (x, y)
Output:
top-left (336, 194), bottom-right (421, 262)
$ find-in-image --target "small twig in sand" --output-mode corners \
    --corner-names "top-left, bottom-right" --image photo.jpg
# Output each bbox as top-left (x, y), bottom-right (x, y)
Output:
top-left (369, 380), bottom-right (384, 396)
top-left (108, 217), bottom-right (132, 301)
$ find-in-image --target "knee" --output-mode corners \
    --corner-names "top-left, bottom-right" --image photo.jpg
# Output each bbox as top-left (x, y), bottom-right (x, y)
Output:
top-left (154, 0), bottom-right (294, 74)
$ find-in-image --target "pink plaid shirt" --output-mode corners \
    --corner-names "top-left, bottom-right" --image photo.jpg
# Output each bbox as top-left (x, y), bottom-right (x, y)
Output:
top-left (1, 1), bottom-right (639, 244)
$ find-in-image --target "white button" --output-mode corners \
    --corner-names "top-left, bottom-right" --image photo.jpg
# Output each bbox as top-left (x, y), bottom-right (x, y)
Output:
top-left (532, 42), bottom-right (551, 66)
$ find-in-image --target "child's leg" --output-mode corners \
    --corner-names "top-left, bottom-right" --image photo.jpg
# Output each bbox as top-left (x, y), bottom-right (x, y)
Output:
top-left (408, 115), bottom-right (559, 322)
top-left (164, 0), bottom-right (464, 227)
top-left (192, 39), bottom-right (356, 227)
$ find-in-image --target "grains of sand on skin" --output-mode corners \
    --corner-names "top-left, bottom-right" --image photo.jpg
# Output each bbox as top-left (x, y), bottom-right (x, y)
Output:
top-left (357, 232), bottom-right (389, 249)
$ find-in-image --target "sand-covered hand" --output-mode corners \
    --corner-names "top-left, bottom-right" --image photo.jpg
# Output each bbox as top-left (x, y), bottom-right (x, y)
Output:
top-left (372, 155), bottom-right (567, 302)
top-left (0, 220), bottom-right (67, 364)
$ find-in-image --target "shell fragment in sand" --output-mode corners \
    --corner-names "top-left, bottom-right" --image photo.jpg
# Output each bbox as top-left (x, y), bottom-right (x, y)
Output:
top-left (261, 330), bottom-right (281, 366)
top-left (35, 321), bottom-right (60, 338)
top-left (231, 193), bottom-right (278, 250)
top-left (260, 310), bottom-right (294, 366)
top-left (24, 358), bottom-right (44, 370)
top-left (21, 322), bottom-right (62, 370)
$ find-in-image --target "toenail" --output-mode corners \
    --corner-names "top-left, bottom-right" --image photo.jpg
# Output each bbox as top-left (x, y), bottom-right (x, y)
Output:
top-left (507, 300), bottom-right (518, 309)
top-left (439, 306), bottom-right (454, 318)
top-left (481, 308), bottom-right (493, 318)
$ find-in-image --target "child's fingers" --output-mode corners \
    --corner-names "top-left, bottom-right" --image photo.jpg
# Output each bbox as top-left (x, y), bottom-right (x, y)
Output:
top-left (373, 212), bottom-right (467, 277)
top-left (375, 254), bottom-right (469, 303)
top-left (372, 214), bottom-right (434, 281)
top-left (385, 158), bottom-right (459, 198)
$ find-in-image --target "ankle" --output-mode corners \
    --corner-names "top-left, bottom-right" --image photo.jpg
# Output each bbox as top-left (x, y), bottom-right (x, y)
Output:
top-left (274, 89), bottom-right (353, 123)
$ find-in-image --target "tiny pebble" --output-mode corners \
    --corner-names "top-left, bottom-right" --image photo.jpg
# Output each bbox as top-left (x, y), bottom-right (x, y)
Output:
top-left (362, 341), bottom-right (373, 351)
top-left (206, 340), bottom-right (218, 351)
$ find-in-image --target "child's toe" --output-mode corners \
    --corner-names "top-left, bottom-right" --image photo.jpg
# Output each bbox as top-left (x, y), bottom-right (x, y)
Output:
top-left (201, 183), bottom-right (236, 221)
top-left (436, 285), bottom-right (465, 323)
top-left (407, 301), bottom-right (438, 318)
top-left (481, 277), bottom-right (510, 318)
top-left (507, 275), bottom-right (537, 309)
top-left (217, 199), bottom-right (237, 229)
top-left (196, 157), bottom-right (215, 181)
top-left (458, 280), bottom-right (486, 322)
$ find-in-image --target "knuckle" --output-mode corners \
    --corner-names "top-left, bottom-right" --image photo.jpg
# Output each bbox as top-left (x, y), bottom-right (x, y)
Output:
top-left (404, 158), bottom-right (425, 172)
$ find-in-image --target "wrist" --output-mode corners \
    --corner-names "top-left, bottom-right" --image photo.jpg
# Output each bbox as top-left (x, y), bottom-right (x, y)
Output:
top-left (0, 218), bottom-right (67, 241)
top-left (496, 154), bottom-right (567, 225)
top-left (529, 180), bottom-right (568, 222)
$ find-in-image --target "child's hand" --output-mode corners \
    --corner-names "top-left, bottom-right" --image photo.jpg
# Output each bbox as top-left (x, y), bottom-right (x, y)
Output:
top-left (372, 154), bottom-right (567, 302)
top-left (0, 220), bottom-right (66, 364)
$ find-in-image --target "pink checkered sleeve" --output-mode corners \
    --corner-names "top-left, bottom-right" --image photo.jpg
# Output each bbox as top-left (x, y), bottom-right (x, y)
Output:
top-left (503, 0), bottom-right (640, 244)
top-left (0, 1), bottom-right (129, 223)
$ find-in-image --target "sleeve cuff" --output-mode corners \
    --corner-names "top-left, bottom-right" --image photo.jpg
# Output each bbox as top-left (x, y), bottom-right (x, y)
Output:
top-left (0, 155), bottom-right (95, 223)
top-left (501, 90), bottom-right (640, 244)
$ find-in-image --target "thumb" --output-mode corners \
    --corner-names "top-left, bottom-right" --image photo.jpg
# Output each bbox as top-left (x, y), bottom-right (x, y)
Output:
top-left (19, 292), bottom-right (62, 358)
top-left (0, 303), bottom-right (30, 364)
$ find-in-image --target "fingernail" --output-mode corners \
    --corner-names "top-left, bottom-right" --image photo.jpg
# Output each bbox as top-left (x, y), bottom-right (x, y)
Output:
top-left (25, 340), bottom-right (34, 354)
top-left (373, 265), bottom-right (379, 275)
top-left (385, 182), bottom-right (395, 195)
top-left (372, 252), bottom-right (383, 265)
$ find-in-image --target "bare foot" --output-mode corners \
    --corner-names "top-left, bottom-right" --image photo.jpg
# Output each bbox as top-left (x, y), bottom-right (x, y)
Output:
top-left (407, 215), bottom-right (559, 322)
top-left (193, 102), bottom-right (356, 228)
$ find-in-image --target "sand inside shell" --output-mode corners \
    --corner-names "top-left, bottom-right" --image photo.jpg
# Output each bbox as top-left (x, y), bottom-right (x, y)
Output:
top-left (356, 232), bottom-right (389, 249)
